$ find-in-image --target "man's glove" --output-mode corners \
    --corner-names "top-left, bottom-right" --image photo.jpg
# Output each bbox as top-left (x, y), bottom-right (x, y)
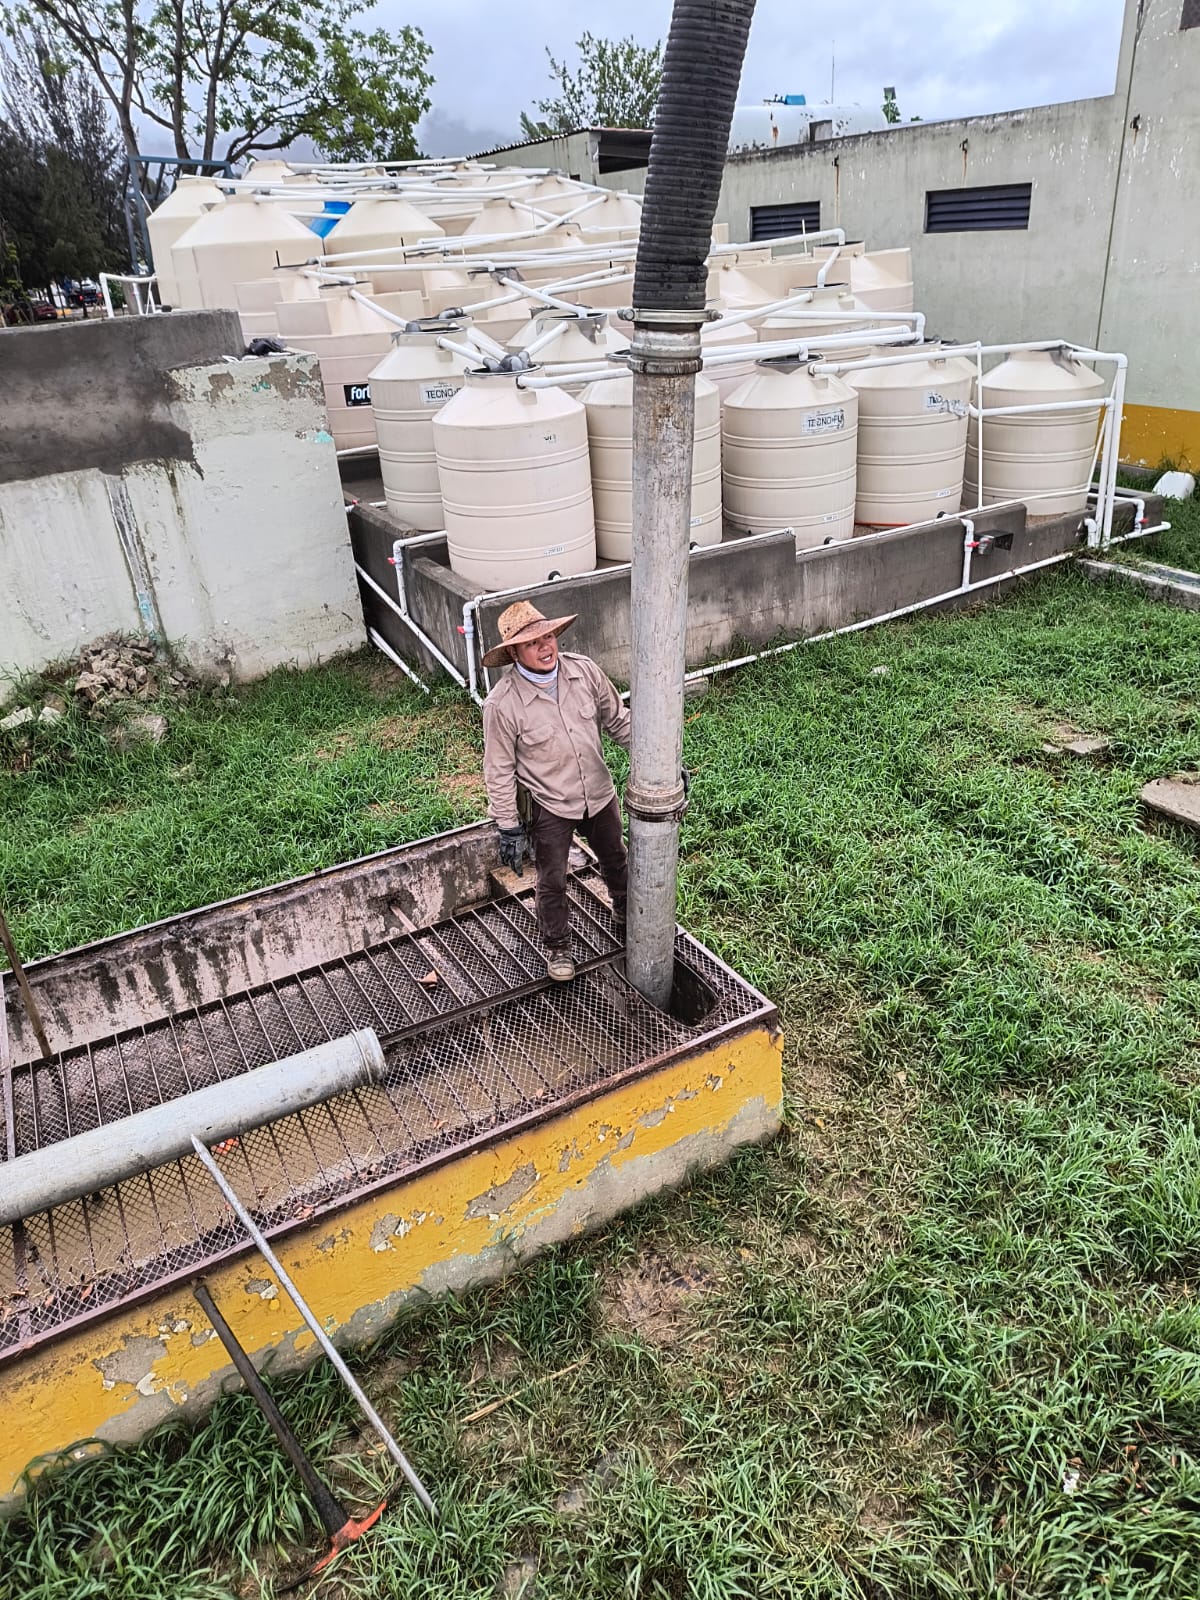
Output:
top-left (497, 825), bottom-right (528, 876)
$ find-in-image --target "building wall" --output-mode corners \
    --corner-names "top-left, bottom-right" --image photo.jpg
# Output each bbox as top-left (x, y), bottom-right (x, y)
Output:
top-left (0, 315), bottom-right (363, 684)
top-left (712, 0), bottom-right (1198, 464)
top-left (480, 131), bottom-right (647, 195)
top-left (1099, 0), bottom-right (1200, 465)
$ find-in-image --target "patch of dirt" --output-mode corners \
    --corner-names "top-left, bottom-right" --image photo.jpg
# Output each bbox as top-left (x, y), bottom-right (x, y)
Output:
top-left (600, 1251), bottom-right (717, 1345)
top-left (468, 1336), bottom-right (523, 1387)
top-left (373, 714), bottom-right (422, 751)
top-left (441, 770), bottom-right (487, 807)
top-left (858, 1489), bottom-right (907, 1536)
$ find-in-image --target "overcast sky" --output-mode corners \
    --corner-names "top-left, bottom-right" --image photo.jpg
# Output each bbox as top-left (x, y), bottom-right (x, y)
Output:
top-left (402, 0), bottom-right (1128, 156)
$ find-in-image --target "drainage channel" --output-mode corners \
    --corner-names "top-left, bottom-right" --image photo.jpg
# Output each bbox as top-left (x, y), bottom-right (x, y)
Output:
top-left (0, 875), bottom-right (771, 1362)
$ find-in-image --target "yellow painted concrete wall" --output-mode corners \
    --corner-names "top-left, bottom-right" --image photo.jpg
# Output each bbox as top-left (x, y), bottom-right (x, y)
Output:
top-left (0, 1024), bottom-right (783, 1506)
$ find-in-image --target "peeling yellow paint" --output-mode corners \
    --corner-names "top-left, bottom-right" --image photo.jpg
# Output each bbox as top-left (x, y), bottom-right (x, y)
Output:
top-left (0, 1025), bottom-right (782, 1504)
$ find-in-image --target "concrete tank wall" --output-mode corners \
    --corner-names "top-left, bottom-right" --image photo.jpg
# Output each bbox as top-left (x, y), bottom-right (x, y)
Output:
top-left (0, 314), bottom-right (362, 684)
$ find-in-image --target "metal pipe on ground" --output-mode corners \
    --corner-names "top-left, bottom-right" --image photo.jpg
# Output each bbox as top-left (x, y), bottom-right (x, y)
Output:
top-left (625, 0), bottom-right (758, 1009)
top-left (0, 1029), bottom-right (384, 1226)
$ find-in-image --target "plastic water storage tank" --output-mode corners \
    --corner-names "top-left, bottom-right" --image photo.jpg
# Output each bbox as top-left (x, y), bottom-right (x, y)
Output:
top-left (369, 324), bottom-right (470, 530)
top-left (849, 349), bottom-right (975, 526)
top-left (507, 310), bottom-right (629, 371)
top-left (702, 316), bottom-right (760, 405)
top-left (758, 287), bottom-right (881, 344)
top-left (323, 198), bottom-right (442, 292)
top-left (723, 361), bottom-right (859, 545)
top-left (964, 349), bottom-right (1107, 516)
top-left (275, 287), bottom-right (424, 451)
top-left (582, 373), bottom-right (722, 562)
top-left (849, 249), bottom-right (914, 314)
top-left (172, 195), bottom-right (316, 311)
top-left (147, 178), bottom-right (225, 308)
top-left (432, 369), bottom-right (596, 589)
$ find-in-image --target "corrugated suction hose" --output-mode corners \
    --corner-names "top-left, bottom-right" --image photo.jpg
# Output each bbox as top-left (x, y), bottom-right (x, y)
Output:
top-left (632, 0), bottom-right (758, 313)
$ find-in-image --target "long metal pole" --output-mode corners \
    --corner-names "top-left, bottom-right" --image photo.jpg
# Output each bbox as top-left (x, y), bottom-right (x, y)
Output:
top-left (190, 1134), bottom-right (438, 1520)
top-left (625, 317), bottom-right (705, 1009)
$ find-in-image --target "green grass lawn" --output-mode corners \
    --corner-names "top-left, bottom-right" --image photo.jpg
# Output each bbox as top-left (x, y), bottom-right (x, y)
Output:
top-left (1, 500), bottom-right (1199, 1599)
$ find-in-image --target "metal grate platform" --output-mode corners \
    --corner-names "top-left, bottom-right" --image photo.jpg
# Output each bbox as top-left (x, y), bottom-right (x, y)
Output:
top-left (0, 873), bottom-right (772, 1362)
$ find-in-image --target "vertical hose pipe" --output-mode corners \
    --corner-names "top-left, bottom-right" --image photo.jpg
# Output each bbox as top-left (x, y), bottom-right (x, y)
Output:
top-left (626, 0), bottom-right (757, 1008)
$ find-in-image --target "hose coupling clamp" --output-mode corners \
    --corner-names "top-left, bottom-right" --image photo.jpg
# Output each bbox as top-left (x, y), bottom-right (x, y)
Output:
top-left (625, 779), bottom-right (690, 824)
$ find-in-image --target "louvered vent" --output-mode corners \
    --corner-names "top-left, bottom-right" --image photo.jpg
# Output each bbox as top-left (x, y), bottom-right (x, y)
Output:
top-left (750, 201), bottom-right (821, 240)
top-left (925, 183), bottom-right (1032, 233)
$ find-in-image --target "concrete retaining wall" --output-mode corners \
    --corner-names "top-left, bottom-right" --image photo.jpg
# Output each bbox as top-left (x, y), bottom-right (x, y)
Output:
top-left (349, 495), bottom-right (1156, 693)
top-left (0, 314), bottom-right (364, 684)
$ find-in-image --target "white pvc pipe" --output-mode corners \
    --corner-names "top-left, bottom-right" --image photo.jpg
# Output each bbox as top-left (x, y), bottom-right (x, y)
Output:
top-left (348, 288), bottom-right (411, 329)
top-left (0, 1030), bottom-right (384, 1225)
top-left (368, 626), bottom-right (430, 693)
top-left (495, 277), bottom-right (596, 315)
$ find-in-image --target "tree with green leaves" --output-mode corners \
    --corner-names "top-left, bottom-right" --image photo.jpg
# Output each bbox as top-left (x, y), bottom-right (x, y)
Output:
top-left (3, 0), bottom-right (433, 167)
top-left (520, 32), bottom-right (662, 141)
top-left (0, 32), bottom-right (125, 296)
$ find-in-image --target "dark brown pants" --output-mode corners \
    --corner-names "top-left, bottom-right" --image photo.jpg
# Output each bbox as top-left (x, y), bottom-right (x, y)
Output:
top-left (530, 796), bottom-right (627, 950)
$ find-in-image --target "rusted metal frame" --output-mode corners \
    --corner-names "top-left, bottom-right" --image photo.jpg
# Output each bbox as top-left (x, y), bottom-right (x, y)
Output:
top-left (479, 1000), bottom-right (560, 1104)
top-left (483, 897), bottom-right (548, 969)
top-left (113, 1034), bottom-right (172, 1255)
top-left (1, 975), bottom-right (34, 1346)
top-left (0, 995), bottom-right (777, 1366)
top-left (217, 999), bottom-right (299, 1204)
top-left (377, 936), bottom-right (443, 1025)
top-left (527, 985), bottom-right (606, 1090)
top-left (410, 925), bottom-right (479, 1009)
top-left (357, 947), bottom-right (417, 1034)
top-left (563, 881), bottom-right (616, 955)
top-left (430, 918), bottom-right (511, 1001)
top-left (292, 973), bottom-right (339, 1047)
top-left (167, 1014), bottom-right (202, 1094)
top-left (461, 907), bottom-right (530, 987)
top-left (447, 1010), bottom-right (529, 1118)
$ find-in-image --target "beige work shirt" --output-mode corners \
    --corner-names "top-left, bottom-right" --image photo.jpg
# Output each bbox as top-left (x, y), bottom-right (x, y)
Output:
top-left (482, 652), bottom-right (631, 831)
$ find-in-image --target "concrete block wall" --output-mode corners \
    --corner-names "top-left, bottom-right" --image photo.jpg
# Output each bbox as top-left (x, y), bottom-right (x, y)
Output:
top-left (0, 314), bottom-right (363, 684)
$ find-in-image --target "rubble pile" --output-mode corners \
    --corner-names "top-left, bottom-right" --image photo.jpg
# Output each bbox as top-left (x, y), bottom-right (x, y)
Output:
top-left (69, 635), bottom-right (192, 718)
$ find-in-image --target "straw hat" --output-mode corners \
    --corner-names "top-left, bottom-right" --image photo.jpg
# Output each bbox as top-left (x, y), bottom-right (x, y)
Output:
top-left (481, 600), bottom-right (577, 668)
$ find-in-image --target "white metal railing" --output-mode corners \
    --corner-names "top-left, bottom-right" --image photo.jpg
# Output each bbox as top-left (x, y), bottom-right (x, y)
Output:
top-left (99, 274), bottom-right (160, 318)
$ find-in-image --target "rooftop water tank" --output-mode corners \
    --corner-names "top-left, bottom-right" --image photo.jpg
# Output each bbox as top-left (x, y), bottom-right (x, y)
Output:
top-left (432, 369), bottom-right (596, 588)
top-left (964, 349), bottom-right (1107, 516)
top-left (147, 178), bottom-right (226, 308)
top-left (723, 360), bottom-right (859, 545)
top-left (574, 190), bottom-right (642, 243)
top-left (233, 272), bottom-right (322, 342)
top-left (701, 315), bottom-right (760, 405)
top-left (323, 198), bottom-right (443, 292)
top-left (849, 249), bottom-right (914, 314)
top-left (758, 287), bottom-right (882, 344)
top-left (275, 287), bottom-right (424, 451)
top-left (582, 373), bottom-right (722, 561)
top-left (507, 310), bottom-right (629, 371)
top-left (171, 195), bottom-right (316, 311)
top-left (369, 324), bottom-right (470, 530)
top-left (525, 174), bottom-right (593, 215)
top-left (849, 348), bottom-right (975, 526)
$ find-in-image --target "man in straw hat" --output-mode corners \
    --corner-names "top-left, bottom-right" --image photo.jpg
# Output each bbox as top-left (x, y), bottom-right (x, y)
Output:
top-left (481, 600), bottom-right (630, 983)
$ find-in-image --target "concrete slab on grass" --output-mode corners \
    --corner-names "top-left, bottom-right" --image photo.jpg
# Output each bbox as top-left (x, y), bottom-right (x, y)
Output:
top-left (1141, 774), bottom-right (1200, 832)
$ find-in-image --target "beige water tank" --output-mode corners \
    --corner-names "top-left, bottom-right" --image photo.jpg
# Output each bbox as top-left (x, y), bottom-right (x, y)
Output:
top-left (275, 288), bottom-right (423, 451)
top-left (172, 196), bottom-right (316, 311)
top-left (369, 325), bottom-right (470, 530)
top-left (575, 190), bottom-right (642, 242)
top-left (233, 273), bottom-right (322, 341)
top-left (432, 369), bottom-right (596, 588)
top-left (850, 349), bottom-right (976, 526)
top-left (323, 198), bottom-right (442, 291)
top-left (242, 159), bottom-right (302, 184)
top-left (582, 373), bottom-right (722, 562)
top-left (723, 361), bottom-right (859, 545)
top-left (461, 199), bottom-right (546, 246)
top-left (525, 174), bottom-right (592, 215)
top-left (702, 315), bottom-right (760, 405)
top-left (758, 287), bottom-right (882, 344)
top-left (707, 255), bottom-right (850, 309)
top-left (147, 177), bottom-right (226, 308)
top-left (507, 310), bottom-right (629, 371)
top-left (850, 249), bottom-right (914, 314)
top-left (964, 349), bottom-right (1107, 516)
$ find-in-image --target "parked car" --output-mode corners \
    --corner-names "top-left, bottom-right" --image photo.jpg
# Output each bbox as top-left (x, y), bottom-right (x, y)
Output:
top-left (2, 297), bottom-right (60, 326)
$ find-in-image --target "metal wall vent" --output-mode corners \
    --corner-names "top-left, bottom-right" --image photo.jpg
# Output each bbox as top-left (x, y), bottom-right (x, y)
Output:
top-left (750, 201), bottom-right (821, 240)
top-left (925, 183), bottom-right (1032, 233)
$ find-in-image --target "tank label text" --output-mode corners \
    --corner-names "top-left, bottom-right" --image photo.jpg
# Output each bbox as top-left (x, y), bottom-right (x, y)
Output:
top-left (802, 408), bottom-right (846, 435)
top-left (421, 383), bottom-right (460, 406)
top-left (344, 383), bottom-right (372, 407)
